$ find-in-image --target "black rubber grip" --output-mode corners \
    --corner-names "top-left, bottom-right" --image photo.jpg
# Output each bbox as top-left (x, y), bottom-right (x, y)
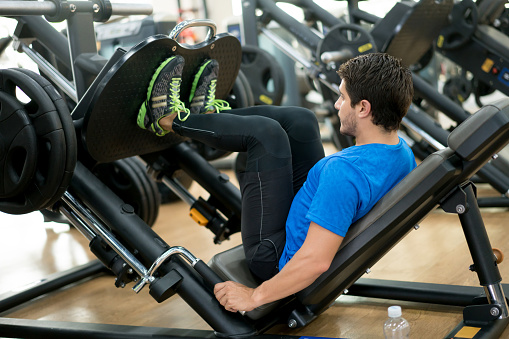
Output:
top-left (194, 260), bottom-right (224, 287)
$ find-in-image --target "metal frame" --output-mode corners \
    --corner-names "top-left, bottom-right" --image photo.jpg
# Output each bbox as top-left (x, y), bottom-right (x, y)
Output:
top-left (1, 1), bottom-right (509, 338)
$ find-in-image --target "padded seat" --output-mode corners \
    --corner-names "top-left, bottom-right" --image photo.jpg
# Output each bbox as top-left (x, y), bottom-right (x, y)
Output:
top-left (209, 98), bottom-right (509, 321)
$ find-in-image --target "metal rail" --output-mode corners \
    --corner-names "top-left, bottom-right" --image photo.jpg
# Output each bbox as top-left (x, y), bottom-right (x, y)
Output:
top-left (0, 1), bottom-right (152, 16)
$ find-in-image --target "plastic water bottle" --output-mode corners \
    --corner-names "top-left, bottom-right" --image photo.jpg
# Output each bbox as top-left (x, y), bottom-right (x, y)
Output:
top-left (383, 306), bottom-right (410, 339)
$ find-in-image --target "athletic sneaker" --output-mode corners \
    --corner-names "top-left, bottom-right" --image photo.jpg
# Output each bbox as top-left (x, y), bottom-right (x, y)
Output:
top-left (188, 59), bottom-right (231, 114)
top-left (137, 55), bottom-right (190, 136)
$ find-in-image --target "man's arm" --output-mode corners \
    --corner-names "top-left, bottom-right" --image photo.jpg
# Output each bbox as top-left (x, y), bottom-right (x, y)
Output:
top-left (214, 221), bottom-right (344, 312)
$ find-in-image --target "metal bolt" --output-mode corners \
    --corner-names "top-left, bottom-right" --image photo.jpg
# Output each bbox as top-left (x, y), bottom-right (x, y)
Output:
top-left (218, 173), bottom-right (229, 183)
top-left (172, 46), bottom-right (177, 52)
top-left (288, 319), bottom-right (297, 328)
top-left (210, 44), bottom-right (215, 50)
top-left (343, 289), bottom-right (349, 294)
top-left (492, 154), bottom-right (499, 160)
top-left (490, 307), bottom-right (500, 317)
top-left (456, 204), bottom-right (466, 214)
top-left (414, 225), bottom-right (420, 230)
top-left (93, 4), bottom-right (100, 13)
top-left (69, 3), bottom-right (76, 12)
top-left (365, 268), bottom-right (371, 274)
top-left (127, 268), bottom-right (133, 274)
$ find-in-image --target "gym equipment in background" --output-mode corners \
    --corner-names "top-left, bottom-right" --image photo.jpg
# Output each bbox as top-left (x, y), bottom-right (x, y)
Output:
top-left (240, 44), bottom-right (285, 106)
top-left (436, 0), bottom-right (509, 107)
top-left (242, 0), bottom-right (509, 208)
top-left (1, 1), bottom-right (509, 338)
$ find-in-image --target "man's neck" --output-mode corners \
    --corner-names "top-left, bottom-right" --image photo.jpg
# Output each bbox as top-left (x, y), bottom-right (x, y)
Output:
top-left (355, 126), bottom-right (400, 146)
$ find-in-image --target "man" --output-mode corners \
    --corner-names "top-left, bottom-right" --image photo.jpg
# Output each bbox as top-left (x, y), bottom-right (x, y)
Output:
top-left (138, 52), bottom-right (416, 313)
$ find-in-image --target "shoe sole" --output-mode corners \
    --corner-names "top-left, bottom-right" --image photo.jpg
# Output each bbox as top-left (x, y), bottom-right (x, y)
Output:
top-left (137, 55), bottom-right (182, 131)
top-left (188, 59), bottom-right (214, 112)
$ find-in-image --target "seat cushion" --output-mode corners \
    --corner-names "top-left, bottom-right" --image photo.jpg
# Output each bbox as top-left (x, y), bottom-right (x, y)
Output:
top-left (208, 245), bottom-right (281, 320)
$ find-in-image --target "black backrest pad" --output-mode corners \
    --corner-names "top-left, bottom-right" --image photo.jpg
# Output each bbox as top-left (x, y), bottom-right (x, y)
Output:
top-left (448, 99), bottom-right (509, 161)
top-left (297, 99), bottom-right (509, 306)
top-left (82, 34), bottom-right (241, 163)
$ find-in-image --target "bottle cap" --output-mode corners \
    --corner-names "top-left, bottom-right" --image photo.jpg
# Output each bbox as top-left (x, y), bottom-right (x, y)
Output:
top-left (388, 305), bottom-right (402, 318)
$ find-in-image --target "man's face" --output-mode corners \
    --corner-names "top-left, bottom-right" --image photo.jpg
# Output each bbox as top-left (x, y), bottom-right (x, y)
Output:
top-left (334, 80), bottom-right (357, 137)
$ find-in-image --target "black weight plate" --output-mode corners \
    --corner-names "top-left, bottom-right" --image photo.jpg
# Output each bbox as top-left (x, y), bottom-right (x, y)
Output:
top-left (438, 0), bottom-right (478, 51)
top-left (0, 91), bottom-right (38, 198)
top-left (93, 157), bottom-right (160, 227)
top-left (124, 157), bottom-right (161, 227)
top-left (443, 75), bottom-right (472, 105)
top-left (0, 69), bottom-right (70, 214)
top-left (14, 68), bottom-right (77, 209)
top-left (317, 23), bottom-right (376, 85)
top-left (228, 69), bottom-right (254, 109)
top-left (241, 45), bottom-right (285, 106)
top-left (236, 69), bottom-right (255, 108)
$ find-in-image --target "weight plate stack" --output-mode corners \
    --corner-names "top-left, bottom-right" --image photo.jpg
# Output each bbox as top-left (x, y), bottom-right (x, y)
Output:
top-left (0, 68), bottom-right (77, 214)
top-left (92, 157), bottom-right (161, 227)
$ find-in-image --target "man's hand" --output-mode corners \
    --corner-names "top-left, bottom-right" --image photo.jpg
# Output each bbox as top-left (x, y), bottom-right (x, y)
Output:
top-left (213, 223), bottom-right (344, 314)
top-left (214, 281), bottom-right (257, 313)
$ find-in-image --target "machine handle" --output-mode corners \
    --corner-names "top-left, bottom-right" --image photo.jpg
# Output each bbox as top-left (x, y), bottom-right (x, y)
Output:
top-left (194, 260), bottom-right (224, 286)
top-left (193, 260), bottom-right (247, 316)
top-left (169, 19), bottom-right (217, 42)
top-left (321, 50), bottom-right (354, 64)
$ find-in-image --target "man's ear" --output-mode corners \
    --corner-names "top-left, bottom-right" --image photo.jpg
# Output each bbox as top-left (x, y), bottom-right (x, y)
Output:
top-left (357, 99), bottom-right (372, 119)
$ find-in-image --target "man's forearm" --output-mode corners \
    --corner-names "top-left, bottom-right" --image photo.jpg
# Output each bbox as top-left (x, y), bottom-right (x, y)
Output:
top-left (214, 223), bottom-right (343, 312)
top-left (252, 222), bottom-right (343, 306)
top-left (252, 249), bottom-right (329, 307)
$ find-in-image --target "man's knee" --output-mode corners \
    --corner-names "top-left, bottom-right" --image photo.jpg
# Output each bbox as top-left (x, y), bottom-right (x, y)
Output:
top-left (286, 108), bottom-right (321, 142)
top-left (249, 117), bottom-right (291, 158)
top-left (246, 239), bottom-right (281, 281)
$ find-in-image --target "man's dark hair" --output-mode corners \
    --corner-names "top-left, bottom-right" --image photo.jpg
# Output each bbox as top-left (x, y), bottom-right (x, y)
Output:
top-left (336, 53), bottom-right (413, 132)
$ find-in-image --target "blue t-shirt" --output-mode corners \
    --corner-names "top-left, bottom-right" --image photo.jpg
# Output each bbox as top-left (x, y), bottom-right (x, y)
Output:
top-left (278, 137), bottom-right (416, 270)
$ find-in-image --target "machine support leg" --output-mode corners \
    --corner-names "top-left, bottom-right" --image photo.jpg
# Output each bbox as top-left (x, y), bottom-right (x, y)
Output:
top-left (459, 184), bottom-right (508, 317)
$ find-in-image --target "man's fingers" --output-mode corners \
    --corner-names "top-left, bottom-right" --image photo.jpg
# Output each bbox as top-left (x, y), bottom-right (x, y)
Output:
top-left (216, 293), bottom-right (227, 306)
top-left (214, 282), bottom-right (226, 294)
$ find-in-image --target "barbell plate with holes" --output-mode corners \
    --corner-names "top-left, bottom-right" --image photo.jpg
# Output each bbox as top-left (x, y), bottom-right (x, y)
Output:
top-left (0, 68), bottom-right (76, 214)
top-left (240, 45), bottom-right (285, 106)
top-left (317, 23), bottom-right (376, 85)
top-left (437, 0), bottom-right (478, 51)
top-left (0, 91), bottom-right (38, 198)
top-left (14, 68), bottom-right (77, 210)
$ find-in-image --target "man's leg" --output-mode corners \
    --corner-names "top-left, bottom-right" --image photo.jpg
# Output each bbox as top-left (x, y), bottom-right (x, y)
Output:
top-left (172, 113), bottom-right (292, 281)
top-left (224, 106), bottom-right (325, 194)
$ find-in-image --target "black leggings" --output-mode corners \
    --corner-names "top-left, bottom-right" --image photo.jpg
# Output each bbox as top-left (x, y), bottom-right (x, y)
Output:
top-left (173, 106), bottom-right (325, 280)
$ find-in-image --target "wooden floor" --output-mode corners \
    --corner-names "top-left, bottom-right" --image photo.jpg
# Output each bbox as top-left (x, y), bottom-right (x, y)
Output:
top-left (1, 164), bottom-right (509, 338)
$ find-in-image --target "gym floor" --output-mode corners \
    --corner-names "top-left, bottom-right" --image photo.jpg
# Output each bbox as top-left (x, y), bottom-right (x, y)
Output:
top-left (1, 141), bottom-right (509, 338)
